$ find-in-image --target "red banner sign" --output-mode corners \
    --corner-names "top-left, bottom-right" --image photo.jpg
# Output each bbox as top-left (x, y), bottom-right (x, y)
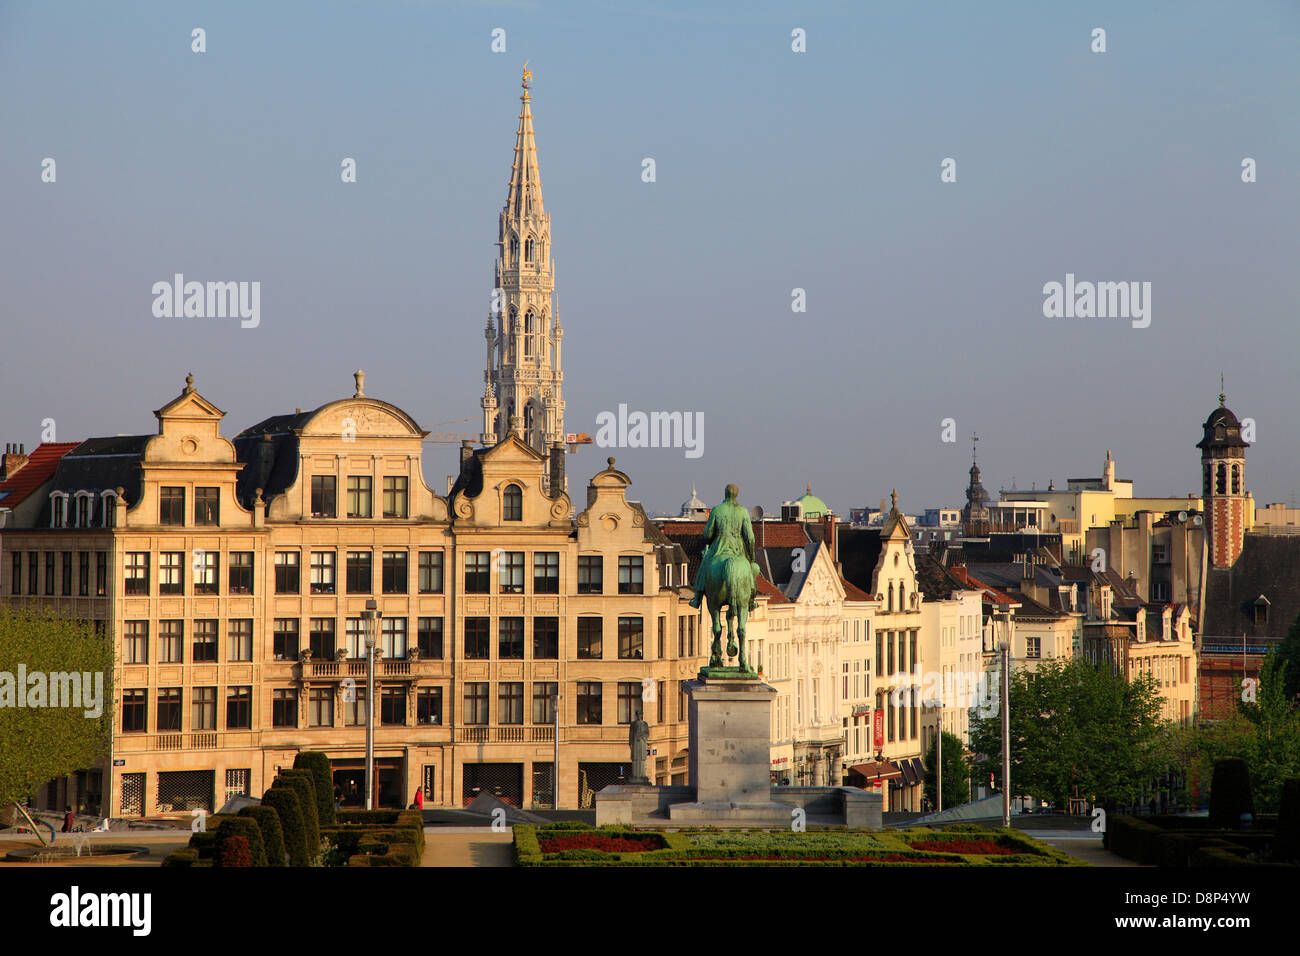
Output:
top-left (873, 709), bottom-right (884, 749)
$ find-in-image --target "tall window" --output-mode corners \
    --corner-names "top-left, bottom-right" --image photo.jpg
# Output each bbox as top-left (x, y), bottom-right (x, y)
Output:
top-left (60, 551), bottom-right (72, 595)
top-left (192, 620), bottom-right (218, 662)
top-left (618, 617), bottom-right (644, 660)
top-left (524, 236), bottom-right (534, 263)
top-left (226, 687), bottom-right (252, 729)
top-left (124, 552), bottom-right (149, 596)
top-left (275, 551), bottom-right (300, 593)
top-left (498, 683), bottom-right (524, 724)
top-left (382, 476), bottom-right (408, 518)
top-left (657, 617), bottom-right (665, 659)
top-left (532, 683), bottom-right (557, 725)
top-left (618, 555), bottom-right (644, 594)
top-left (75, 495), bottom-right (93, 528)
top-left (577, 618), bottom-right (602, 659)
top-left (464, 552), bottom-right (490, 593)
top-left (309, 686), bottom-right (334, 727)
top-left (464, 617), bottom-right (490, 659)
top-left (345, 684), bottom-right (368, 726)
top-left (310, 551), bottom-right (335, 594)
top-left (309, 618), bottom-right (336, 658)
top-left (534, 552), bottom-right (559, 593)
top-left (345, 618), bottom-right (366, 659)
top-left (122, 690), bottom-right (147, 733)
top-left (311, 476), bottom-right (337, 518)
top-left (273, 689), bottom-right (298, 728)
top-left (417, 688), bottom-right (443, 725)
top-left (95, 551), bottom-right (106, 596)
top-left (10, 552), bottom-right (21, 595)
top-left (578, 555), bottom-right (602, 593)
top-left (159, 621), bottom-right (183, 663)
top-left (159, 552), bottom-right (184, 595)
top-left (533, 617), bottom-right (559, 659)
top-left (195, 550), bottom-right (219, 594)
top-left (160, 487), bottom-right (185, 525)
top-left (228, 620), bottom-right (253, 662)
top-left (157, 688), bottom-right (182, 732)
top-left (229, 552), bottom-right (254, 595)
top-left (381, 686), bottom-right (406, 725)
top-left (503, 483), bottom-right (522, 521)
top-left (28, 550), bottom-right (38, 595)
top-left (382, 551), bottom-right (408, 593)
top-left (345, 548), bottom-right (371, 595)
top-left (499, 618), bottom-right (524, 659)
top-left (417, 617), bottom-right (443, 659)
top-left (124, 621), bottom-right (149, 664)
top-left (418, 552), bottom-right (444, 593)
top-left (346, 476), bottom-right (372, 518)
top-left (273, 619), bottom-right (299, 660)
top-left (576, 682), bottom-right (602, 725)
top-left (499, 552), bottom-right (524, 594)
top-left (618, 682), bottom-right (641, 724)
top-left (464, 683), bottom-right (489, 725)
top-left (382, 618), bottom-right (407, 659)
top-left (192, 687), bottom-right (217, 731)
top-left (194, 487), bottom-right (220, 526)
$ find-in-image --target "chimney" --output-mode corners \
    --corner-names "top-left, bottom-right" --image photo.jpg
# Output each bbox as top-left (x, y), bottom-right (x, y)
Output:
top-left (460, 440), bottom-right (475, 466)
top-left (2, 443), bottom-right (31, 481)
top-left (258, 431), bottom-right (275, 494)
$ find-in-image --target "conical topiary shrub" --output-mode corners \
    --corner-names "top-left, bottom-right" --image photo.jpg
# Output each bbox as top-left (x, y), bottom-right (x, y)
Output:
top-left (261, 786), bottom-right (309, 866)
top-left (239, 804), bottom-right (287, 866)
top-left (293, 750), bottom-right (335, 826)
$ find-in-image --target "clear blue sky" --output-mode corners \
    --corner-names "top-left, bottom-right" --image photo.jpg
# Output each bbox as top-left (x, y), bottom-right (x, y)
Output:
top-left (2, 0), bottom-right (1297, 517)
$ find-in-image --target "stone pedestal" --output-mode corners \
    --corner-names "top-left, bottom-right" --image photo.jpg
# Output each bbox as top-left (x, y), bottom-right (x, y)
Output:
top-left (668, 678), bottom-right (792, 824)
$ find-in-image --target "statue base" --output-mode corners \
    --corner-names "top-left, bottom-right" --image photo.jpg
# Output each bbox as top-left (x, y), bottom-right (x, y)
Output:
top-left (697, 665), bottom-right (759, 680)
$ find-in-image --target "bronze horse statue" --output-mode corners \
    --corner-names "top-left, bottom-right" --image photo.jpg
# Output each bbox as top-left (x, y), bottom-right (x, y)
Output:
top-left (689, 484), bottom-right (760, 674)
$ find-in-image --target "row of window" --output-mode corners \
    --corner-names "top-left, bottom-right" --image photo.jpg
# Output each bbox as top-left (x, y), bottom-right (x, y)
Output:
top-left (7, 549), bottom-right (648, 598)
top-left (49, 491), bottom-right (118, 529)
top-left (121, 678), bottom-right (678, 734)
top-left (117, 613), bottom-right (699, 664)
top-left (309, 476), bottom-right (412, 519)
top-left (873, 629), bottom-right (919, 677)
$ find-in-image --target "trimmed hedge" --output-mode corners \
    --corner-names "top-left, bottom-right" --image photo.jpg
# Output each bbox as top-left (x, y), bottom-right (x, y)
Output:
top-left (293, 750), bottom-right (336, 826)
top-left (1210, 758), bottom-right (1253, 829)
top-left (215, 816), bottom-right (268, 867)
top-left (218, 834), bottom-right (253, 867)
top-left (324, 808), bottom-right (424, 866)
top-left (262, 786), bottom-right (310, 866)
top-left (238, 805), bottom-right (287, 867)
top-left (161, 848), bottom-right (200, 867)
top-left (274, 772), bottom-right (320, 855)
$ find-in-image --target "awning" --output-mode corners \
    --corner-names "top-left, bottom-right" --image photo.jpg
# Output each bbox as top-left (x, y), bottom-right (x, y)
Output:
top-left (909, 757), bottom-right (927, 783)
top-left (899, 761), bottom-right (918, 786)
top-left (848, 760), bottom-right (902, 781)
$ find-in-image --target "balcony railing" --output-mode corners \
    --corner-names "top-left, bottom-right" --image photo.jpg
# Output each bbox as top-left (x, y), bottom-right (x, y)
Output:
top-left (454, 726), bottom-right (547, 744)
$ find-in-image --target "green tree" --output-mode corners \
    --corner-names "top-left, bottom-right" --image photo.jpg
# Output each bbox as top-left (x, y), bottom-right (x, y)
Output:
top-left (923, 731), bottom-right (970, 809)
top-left (1277, 610), bottom-right (1300, 704)
top-left (0, 607), bottom-right (114, 809)
top-left (1238, 651), bottom-right (1300, 810)
top-left (968, 657), bottom-right (1165, 808)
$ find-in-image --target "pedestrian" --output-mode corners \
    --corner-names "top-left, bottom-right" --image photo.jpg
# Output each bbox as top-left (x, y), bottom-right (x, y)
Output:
top-left (414, 787), bottom-right (424, 811)
top-left (334, 784), bottom-right (342, 811)
top-left (62, 806), bottom-right (75, 833)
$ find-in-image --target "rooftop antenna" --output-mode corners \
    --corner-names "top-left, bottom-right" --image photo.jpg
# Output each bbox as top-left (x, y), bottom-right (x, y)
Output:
top-left (971, 433), bottom-right (980, 466)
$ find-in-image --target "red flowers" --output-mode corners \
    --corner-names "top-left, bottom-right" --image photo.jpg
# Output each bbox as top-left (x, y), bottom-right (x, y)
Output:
top-left (539, 833), bottom-right (666, 854)
top-left (909, 838), bottom-right (1017, 855)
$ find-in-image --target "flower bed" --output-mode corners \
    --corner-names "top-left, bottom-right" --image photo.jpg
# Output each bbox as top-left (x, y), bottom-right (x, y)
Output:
top-left (908, 838), bottom-right (1018, 856)
top-left (539, 832), bottom-right (666, 854)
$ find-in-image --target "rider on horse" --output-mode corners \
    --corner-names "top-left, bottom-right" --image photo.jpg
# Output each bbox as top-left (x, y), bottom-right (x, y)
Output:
top-left (689, 484), bottom-right (760, 613)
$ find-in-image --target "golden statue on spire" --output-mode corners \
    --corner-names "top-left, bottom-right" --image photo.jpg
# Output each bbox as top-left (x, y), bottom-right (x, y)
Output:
top-left (522, 61), bottom-right (532, 90)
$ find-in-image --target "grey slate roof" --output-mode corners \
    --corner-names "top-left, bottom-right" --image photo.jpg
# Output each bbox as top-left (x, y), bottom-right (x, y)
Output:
top-left (1202, 534), bottom-right (1300, 640)
top-left (43, 436), bottom-right (150, 520)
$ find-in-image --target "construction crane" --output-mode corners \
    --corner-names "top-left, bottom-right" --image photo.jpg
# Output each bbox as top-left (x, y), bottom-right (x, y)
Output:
top-left (422, 416), bottom-right (594, 452)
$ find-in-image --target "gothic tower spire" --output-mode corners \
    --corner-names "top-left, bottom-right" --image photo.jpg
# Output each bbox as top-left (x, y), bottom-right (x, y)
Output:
top-left (482, 64), bottom-right (566, 488)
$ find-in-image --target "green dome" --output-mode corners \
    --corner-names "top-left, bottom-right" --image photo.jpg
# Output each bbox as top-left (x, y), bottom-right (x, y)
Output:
top-left (798, 484), bottom-right (829, 518)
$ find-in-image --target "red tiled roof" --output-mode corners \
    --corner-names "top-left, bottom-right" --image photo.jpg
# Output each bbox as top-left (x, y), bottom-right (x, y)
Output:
top-left (841, 577), bottom-right (873, 602)
top-left (0, 442), bottom-right (80, 510)
top-left (661, 519), bottom-right (811, 549)
top-left (756, 575), bottom-right (790, 604)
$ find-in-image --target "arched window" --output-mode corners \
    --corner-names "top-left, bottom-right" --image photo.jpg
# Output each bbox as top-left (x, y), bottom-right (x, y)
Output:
top-left (1231, 464), bottom-right (1240, 495)
top-left (503, 483), bottom-right (523, 521)
top-left (524, 311), bottom-right (535, 357)
top-left (100, 491), bottom-right (117, 528)
top-left (887, 583), bottom-right (894, 612)
top-left (49, 492), bottom-right (68, 528)
top-left (74, 492), bottom-right (94, 528)
top-left (898, 581), bottom-right (905, 610)
top-left (1216, 463), bottom-right (1227, 495)
top-left (524, 236), bottom-right (534, 263)
top-left (1203, 463), bottom-right (1212, 498)
top-left (509, 235), bottom-right (519, 261)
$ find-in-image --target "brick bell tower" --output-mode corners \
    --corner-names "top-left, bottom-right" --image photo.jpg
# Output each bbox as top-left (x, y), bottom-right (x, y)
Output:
top-left (1197, 380), bottom-right (1250, 568)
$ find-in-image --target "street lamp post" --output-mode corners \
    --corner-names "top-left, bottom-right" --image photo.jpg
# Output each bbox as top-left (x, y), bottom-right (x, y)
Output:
top-left (1000, 638), bottom-right (1011, 828)
top-left (362, 600), bottom-right (381, 811)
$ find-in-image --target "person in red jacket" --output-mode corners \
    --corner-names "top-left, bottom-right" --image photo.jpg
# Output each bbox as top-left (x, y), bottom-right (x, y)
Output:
top-left (414, 788), bottom-right (424, 811)
top-left (62, 806), bottom-right (75, 833)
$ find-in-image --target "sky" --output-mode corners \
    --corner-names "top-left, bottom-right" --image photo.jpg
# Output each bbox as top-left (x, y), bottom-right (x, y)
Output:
top-left (2, 0), bottom-right (1297, 519)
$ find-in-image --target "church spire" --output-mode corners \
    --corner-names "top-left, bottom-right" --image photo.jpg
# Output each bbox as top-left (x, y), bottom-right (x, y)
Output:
top-left (482, 65), bottom-right (565, 488)
top-left (505, 63), bottom-right (544, 220)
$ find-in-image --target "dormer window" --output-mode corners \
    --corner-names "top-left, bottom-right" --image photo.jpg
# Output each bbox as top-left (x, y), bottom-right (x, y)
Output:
top-left (503, 483), bottom-right (522, 521)
top-left (74, 492), bottom-right (94, 528)
top-left (1253, 596), bottom-right (1269, 627)
top-left (49, 492), bottom-right (69, 528)
top-left (101, 491), bottom-right (117, 527)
